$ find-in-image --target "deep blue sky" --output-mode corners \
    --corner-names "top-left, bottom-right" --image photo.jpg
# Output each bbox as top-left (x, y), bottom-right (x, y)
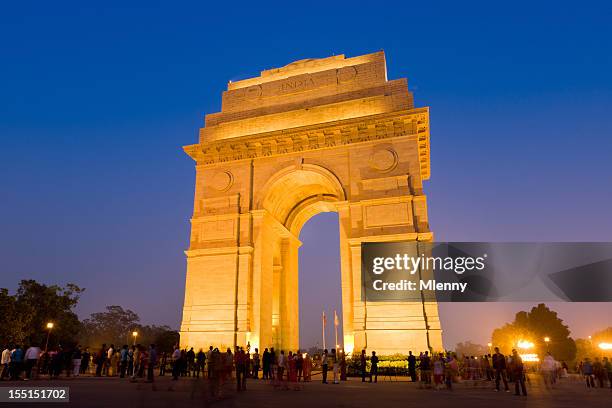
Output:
top-left (1, 1), bottom-right (611, 349)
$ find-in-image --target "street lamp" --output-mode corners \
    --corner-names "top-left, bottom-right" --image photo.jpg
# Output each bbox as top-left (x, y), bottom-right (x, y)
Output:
top-left (44, 322), bottom-right (54, 353)
top-left (487, 342), bottom-right (493, 354)
top-left (132, 331), bottom-right (138, 346)
top-left (544, 336), bottom-right (550, 352)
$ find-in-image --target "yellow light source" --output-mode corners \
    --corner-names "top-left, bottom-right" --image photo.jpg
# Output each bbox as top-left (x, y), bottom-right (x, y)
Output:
top-left (132, 331), bottom-right (138, 337)
top-left (517, 340), bottom-right (534, 349)
top-left (599, 342), bottom-right (612, 350)
top-left (544, 337), bottom-right (550, 343)
top-left (46, 322), bottom-right (54, 329)
top-left (487, 342), bottom-right (492, 347)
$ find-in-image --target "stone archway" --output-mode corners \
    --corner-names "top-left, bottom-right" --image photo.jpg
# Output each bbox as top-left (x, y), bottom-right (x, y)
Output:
top-left (180, 51), bottom-right (443, 354)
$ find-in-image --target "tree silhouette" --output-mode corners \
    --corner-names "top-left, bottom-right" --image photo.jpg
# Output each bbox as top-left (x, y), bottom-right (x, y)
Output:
top-left (492, 303), bottom-right (576, 361)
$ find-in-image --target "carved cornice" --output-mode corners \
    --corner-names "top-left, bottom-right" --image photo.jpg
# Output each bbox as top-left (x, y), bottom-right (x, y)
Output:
top-left (184, 108), bottom-right (430, 179)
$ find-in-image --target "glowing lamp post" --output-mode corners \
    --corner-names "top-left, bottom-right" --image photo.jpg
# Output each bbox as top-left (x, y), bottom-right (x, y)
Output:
top-left (544, 336), bottom-right (550, 351)
top-left (132, 331), bottom-right (138, 346)
top-left (44, 322), bottom-right (54, 353)
top-left (487, 342), bottom-right (493, 354)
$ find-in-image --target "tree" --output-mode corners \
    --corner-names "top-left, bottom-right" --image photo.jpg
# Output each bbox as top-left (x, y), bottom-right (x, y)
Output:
top-left (575, 327), bottom-right (612, 362)
top-left (79, 306), bottom-right (140, 348)
top-left (491, 303), bottom-right (576, 361)
top-left (79, 306), bottom-right (179, 352)
top-left (455, 340), bottom-right (488, 357)
top-left (0, 288), bottom-right (27, 344)
top-left (12, 280), bottom-right (83, 347)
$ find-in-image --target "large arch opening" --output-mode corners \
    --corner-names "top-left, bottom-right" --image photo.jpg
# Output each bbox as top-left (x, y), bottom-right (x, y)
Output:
top-left (255, 165), bottom-right (348, 352)
top-left (298, 212), bottom-right (343, 352)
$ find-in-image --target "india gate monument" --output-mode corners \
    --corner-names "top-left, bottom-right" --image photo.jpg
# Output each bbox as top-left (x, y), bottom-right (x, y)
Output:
top-left (180, 51), bottom-right (443, 355)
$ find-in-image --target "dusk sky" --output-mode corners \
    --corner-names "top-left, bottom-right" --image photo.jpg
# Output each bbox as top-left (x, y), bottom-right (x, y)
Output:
top-left (2, 1), bottom-right (611, 350)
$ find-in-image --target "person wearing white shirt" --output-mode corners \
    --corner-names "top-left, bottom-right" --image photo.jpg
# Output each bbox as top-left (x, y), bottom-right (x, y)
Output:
top-left (1, 347), bottom-right (11, 379)
top-left (321, 349), bottom-right (329, 384)
top-left (541, 352), bottom-right (556, 388)
top-left (24, 345), bottom-right (41, 380)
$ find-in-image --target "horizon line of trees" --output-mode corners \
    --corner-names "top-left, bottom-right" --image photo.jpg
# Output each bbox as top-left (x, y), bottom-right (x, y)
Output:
top-left (0, 280), bottom-right (178, 353)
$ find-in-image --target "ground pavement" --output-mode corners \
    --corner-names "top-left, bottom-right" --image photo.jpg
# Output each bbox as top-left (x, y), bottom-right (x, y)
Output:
top-left (0, 374), bottom-right (610, 408)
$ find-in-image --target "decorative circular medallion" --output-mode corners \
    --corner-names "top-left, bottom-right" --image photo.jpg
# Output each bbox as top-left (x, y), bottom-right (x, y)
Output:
top-left (245, 85), bottom-right (262, 99)
top-left (337, 66), bottom-right (357, 83)
top-left (210, 171), bottom-right (234, 191)
top-left (369, 148), bottom-right (398, 173)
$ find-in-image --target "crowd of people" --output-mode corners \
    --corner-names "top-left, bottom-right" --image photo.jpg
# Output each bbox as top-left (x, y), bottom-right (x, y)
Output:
top-left (3, 341), bottom-right (612, 398)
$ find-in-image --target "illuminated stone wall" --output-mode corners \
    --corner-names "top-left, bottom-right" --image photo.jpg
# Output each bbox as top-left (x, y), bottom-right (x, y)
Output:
top-left (180, 51), bottom-right (443, 355)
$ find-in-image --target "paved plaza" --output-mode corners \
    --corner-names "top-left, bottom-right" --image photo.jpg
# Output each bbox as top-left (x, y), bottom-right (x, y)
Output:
top-left (1, 375), bottom-right (609, 408)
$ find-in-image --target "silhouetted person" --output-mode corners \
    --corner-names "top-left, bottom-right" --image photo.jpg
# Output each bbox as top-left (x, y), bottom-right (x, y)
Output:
top-left (492, 347), bottom-right (509, 392)
top-left (408, 351), bottom-right (417, 382)
top-left (369, 351), bottom-right (379, 383)
top-left (511, 349), bottom-right (527, 396)
top-left (95, 344), bottom-right (106, 377)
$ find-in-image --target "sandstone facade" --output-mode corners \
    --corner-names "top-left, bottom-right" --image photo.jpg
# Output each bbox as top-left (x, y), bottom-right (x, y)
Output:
top-left (180, 51), bottom-right (443, 355)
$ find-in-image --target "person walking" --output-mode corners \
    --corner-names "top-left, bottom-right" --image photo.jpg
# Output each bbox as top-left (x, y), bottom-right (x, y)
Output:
top-left (80, 348), bottom-right (90, 374)
top-left (10, 345), bottom-right (24, 380)
top-left (195, 349), bottom-right (205, 378)
top-left (296, 351), bottom-right (304, 381)
top-left (303, 353), bottom-right (312, 382)
top-left (262, 348), bottom-right (270, 380)
top-left (95, 344), bottom-right (106, 377)
top-left (331, 349), bottom-right (339, 384)
top-left (420, 351), bottom-right (431, 387)
top-left (492, 347), bottom-right (509, 392)
top-left (277, 350), bottom-right (286, 383)
top-left (71, 346), bottom-right (82, 377)
top-left (171, 346), bottom-right (181, 380)
top-left (541, 352), bottom-right (556, 388)
top-left (119, 345), bottom-right (128, 378)
top-left (603, 357), bottom-right (612, 388)
top-left (1, 345), bottom-right (11, 380)
top-left (511, 349), bottom-right (527, 396)
top-left (252, 348), bottom-right (260, 379)
top-left (321, 349), bottom-right (329, 384)
top-left (105, 344), bottom-right (114, 376)
top-left (582, 358), bottom-right (595, 388)
top-left (408, 351), bottom-right (417, 382)
top-left (369, 351), bottom-right (379, 383)
top-left (269, 348), bottom-right (277, 381)
top-left (147, 344), bottom-right (157, 383)
top-left (360, 350), bottom-right (367, 382)
top-left (24, 344), bottom-right (41, 380)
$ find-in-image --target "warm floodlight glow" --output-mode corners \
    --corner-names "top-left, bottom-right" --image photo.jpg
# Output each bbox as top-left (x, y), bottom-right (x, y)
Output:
top-left (487, 342), bottom-right (492, 347)
top-left (517, 340), bottom-right (534, 349)
top-left (520, 353), bottom-right (540, 362)
top-left (132, 331), bottom-right (138, 337)
top-left (544, 337), bottom-right (550, 343)
top-left (46, 322), bottom-right (54, 329)
top-left (599, 342), bottom-right (612, 350)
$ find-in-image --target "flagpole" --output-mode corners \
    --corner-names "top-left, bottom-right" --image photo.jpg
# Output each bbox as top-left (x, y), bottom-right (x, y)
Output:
top-left (322, 311), bottom-right (326, 350)
top-left (334, 310), bottom-right (339, 349)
